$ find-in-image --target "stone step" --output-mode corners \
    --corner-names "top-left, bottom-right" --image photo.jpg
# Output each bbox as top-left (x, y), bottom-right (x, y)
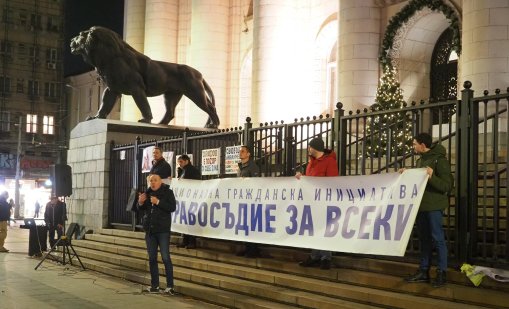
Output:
top-left (77, 258), bottom-right (300, 309)
top-left (70, 247), bottom-right (381, 309)
top-left (70, 234), bottom-right (508, 308)
top-left (85, 230), bottom-right (509, 293)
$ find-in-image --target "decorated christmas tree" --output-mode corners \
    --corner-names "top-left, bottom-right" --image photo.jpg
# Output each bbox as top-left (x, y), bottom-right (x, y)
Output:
top-left (365, 66), bottom-right (413, 157)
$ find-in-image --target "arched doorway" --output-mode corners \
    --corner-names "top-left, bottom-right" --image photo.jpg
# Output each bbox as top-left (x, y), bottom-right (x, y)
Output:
top-left (430, 28), bottom-right (458, 123)
top-left (430, 28), bottom-right (458, 101)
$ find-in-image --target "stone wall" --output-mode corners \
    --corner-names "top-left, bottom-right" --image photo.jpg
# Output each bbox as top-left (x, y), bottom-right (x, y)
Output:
top-left (66, 119), bottom-right (190, 232)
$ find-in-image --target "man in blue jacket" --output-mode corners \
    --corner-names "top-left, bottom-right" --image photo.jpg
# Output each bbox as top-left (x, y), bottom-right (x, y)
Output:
top-left (137, 174), bottom-right (177, 294)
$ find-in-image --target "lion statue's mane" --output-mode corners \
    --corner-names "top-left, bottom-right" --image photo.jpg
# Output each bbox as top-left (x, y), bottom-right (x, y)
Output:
top-left (70, 26), bottom-right (220, 127)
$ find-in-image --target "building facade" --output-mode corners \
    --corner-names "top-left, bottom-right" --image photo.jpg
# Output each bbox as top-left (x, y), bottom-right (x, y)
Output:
top-left (68, 0), bottom-right (491, 133)
top-left (0, 0), bottom-right (66, 215)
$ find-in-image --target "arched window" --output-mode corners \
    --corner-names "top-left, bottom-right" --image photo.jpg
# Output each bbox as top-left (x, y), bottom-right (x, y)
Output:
top-left (326, 42), bottom-right (337, 115)
top-left (314, 18), bottom-right (337, 115)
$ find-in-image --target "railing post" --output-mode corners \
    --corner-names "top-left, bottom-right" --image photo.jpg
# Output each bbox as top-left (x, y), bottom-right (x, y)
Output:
top-left (243, 117), bottom-right (253, 146)
top-left (182, 128), bottom-right (189, 154)
top-left (132, 136), bottom-right (141, 231)
top-left (334, 102), bottom-right (346, 176)
top-left (284, 123), bottom-right (295, 176)
top-left (457, 81), bottom-right (475, 263)
top-left (108, 140), bottom-right (115, 228)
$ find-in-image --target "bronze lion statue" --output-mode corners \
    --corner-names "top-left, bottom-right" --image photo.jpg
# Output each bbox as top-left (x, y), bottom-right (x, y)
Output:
top-left (70, 26), bottom-right (220, 128)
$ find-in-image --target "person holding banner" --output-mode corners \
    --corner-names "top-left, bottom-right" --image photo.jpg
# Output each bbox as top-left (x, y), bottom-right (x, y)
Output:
top-left (137, 174), bottom-right (177, 295)
top-left (401, 133), bottom-right (453, 288)
top-left (236, 145), bottom-right (261, 258)
top-left (296, 137), bottom-right (338, 270)
top-left (150, 147), bottom-right (172, 185)
top-left (176, 154), bottom-right (201, 249)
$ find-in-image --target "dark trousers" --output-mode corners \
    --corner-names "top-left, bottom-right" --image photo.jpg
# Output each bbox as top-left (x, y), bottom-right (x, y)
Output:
top-left (416, 210), bottom-right (448, 271)
top-left (145, 232), bottom-right (174, 288)
top-left (47, 225), bottom-right (63, 248)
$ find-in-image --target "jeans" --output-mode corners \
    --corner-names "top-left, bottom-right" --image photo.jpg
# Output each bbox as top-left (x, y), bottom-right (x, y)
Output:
top-left (48, 225), bottom-right (63, 248)
top-left (416, 210), bottom-right (448, 271)
top-left (145, 232), bottom-right (174, 288)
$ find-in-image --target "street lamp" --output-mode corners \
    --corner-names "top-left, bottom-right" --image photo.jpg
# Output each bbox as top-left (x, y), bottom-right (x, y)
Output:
top-left (66, 84), bottom-right (81, 127)
top-left (13, 116), bottom-right (22, 218)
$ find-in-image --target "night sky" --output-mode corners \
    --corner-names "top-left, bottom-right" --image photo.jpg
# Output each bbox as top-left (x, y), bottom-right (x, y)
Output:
top-left (64, 0), bottom-right (124, 77)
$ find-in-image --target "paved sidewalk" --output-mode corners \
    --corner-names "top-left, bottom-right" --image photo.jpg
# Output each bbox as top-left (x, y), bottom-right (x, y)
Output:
top-left (0, 224), bottom-right (224, 309)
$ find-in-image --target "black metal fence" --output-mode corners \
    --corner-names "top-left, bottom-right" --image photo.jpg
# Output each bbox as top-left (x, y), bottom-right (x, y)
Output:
top-left (109, 81), bottom-right (508, 269)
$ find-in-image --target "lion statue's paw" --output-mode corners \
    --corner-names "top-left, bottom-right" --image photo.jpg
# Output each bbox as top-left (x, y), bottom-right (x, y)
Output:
top-left (204, 123), bottom-right (218, 129)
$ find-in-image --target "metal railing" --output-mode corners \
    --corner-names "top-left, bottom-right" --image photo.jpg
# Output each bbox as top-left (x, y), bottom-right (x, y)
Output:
top-left (109, 82), bottom-right (508, 269)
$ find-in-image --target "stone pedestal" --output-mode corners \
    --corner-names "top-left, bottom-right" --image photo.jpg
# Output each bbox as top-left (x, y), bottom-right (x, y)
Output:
top-left (66, 119), bottom-right (195, 232)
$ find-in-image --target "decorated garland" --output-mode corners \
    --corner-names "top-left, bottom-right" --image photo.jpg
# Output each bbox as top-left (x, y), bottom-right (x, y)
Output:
top-left (379, 0), bottom-right (461, 68)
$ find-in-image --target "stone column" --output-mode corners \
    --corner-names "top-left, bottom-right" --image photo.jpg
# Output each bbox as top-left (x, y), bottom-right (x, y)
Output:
top-left (252, 1), bottom-right (304, 123)
top-left (120, 0), bottom-right (146, 122)
top-left (185, 0), bottom-right (229, 128)
top-left (461, 0), bottom-right (509, 92)
top-left (144, 0), bottom-right (178, 61)
top-left (461, 0), bottom-right (509, 143)
top-left (337, 0), bottom-right (381, 112)
top-left (144, 0), bottom-right (179, 123)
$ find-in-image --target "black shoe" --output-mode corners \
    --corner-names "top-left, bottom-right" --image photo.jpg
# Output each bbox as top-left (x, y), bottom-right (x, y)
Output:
top-left (432, 270), bottom-right (447, 287)
top-left (405, 269), bottom-right (430, 283)
top-left (299, 257), bottom-right (321, 267)
top-left (320, 259), bottom-right (331, 270)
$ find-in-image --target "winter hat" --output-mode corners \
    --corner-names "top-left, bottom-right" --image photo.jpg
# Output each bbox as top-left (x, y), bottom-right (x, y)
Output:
top-left (308, 138), bottom-right (325, 152)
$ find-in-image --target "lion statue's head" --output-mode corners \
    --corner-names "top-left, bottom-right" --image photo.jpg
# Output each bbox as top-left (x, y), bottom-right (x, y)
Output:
top-left (70, 26), bottom-right (126, 68)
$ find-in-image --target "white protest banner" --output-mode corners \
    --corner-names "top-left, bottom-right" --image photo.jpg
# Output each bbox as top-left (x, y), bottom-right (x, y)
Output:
top-left (225, 145), bottom-right (241, 174)
top-left (171, 169), bottom-right (428, 256)
top-left (201, 148), bottom-right (221, 175)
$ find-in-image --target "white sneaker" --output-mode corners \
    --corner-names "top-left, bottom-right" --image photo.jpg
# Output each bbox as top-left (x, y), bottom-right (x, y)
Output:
top-left (164, 287), bottom-right (175, 295)
top-left (145, 286), bottom-right (159, 293)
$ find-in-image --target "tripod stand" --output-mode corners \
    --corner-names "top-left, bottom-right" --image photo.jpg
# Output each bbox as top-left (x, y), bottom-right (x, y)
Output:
top-left (35, 223), bottom-right (85, 270)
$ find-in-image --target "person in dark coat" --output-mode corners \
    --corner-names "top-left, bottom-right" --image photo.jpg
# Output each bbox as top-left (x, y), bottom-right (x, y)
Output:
top-left (401, 133), bottom-right (453, 288)
top-left (137, 174), bottom-right (177, 295)
top-left (44, 196), bottom-right (65, 248)
top-left (34, 201), bottom-right (41, 218)
top-left (0, 191), bottom-right (12, 252)
top-left (176, 154), bottom-right (201, 249)
top-left (150, 147), bottom-right (172, 184)
top-left (236, 145), bottom-right (261, 258)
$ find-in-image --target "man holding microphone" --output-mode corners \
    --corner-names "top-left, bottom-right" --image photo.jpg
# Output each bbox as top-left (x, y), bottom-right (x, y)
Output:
top-left (137, 174), bottom-right (177, 294)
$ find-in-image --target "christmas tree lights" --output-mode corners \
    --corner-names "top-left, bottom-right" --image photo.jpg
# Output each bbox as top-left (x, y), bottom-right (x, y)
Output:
top-left (365, 66), bottom-right (413, 158)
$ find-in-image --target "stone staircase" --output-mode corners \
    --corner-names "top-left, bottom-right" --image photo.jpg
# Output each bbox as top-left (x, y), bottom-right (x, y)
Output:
top-left (61, 229), bottom-right (509, 309)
